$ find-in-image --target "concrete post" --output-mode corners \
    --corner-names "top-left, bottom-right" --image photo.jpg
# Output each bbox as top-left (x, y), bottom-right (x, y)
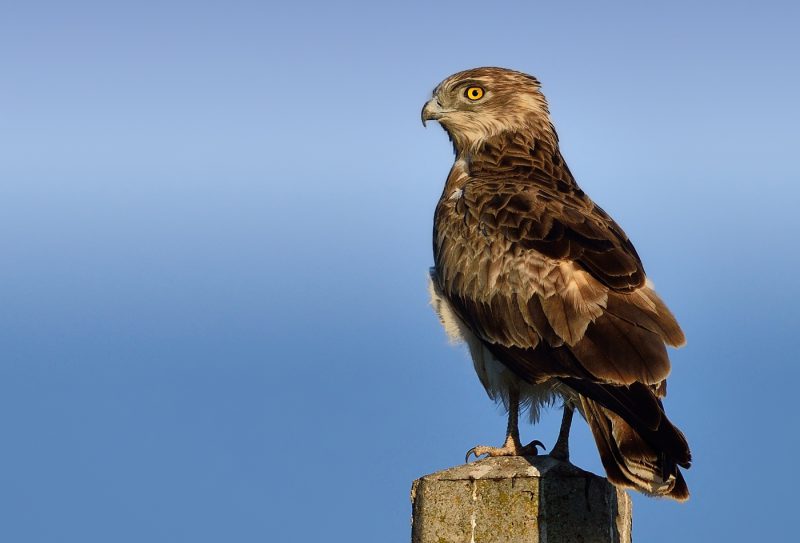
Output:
top-left (411, 456), bottom-right (631, 543)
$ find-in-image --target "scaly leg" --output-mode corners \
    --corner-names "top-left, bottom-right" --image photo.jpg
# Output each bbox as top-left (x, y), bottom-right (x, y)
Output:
top-left (548, 403), bottom-right (574, 462)
top-left (465, 387), bottom-right (545, 462)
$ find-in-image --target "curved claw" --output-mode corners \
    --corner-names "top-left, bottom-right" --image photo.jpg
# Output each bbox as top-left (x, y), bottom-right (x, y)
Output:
top-left (526, 439), bottom-right (546, 453)
top-left (465, 447), bottom-right (481, 463)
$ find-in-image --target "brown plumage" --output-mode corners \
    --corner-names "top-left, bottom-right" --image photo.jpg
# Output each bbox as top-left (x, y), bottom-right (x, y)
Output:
top-left (422, 67), bottom-right (691, 500)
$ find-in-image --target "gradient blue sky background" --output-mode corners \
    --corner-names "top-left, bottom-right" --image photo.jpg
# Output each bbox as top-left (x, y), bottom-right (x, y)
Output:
top-left (2, 1), bottom-right (798, 541)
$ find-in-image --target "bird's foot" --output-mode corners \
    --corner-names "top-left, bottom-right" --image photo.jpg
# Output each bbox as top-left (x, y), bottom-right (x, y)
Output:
top-left (465, 439), bottom-right (545, 462)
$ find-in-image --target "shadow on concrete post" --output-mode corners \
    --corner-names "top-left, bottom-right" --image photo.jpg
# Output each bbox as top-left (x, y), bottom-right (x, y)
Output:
top-left (411, 456), bottom-right (632, 543)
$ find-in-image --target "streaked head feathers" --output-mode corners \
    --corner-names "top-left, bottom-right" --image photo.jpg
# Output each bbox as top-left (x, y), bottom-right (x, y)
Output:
top-left (422, 67), bottom-right (555, 152)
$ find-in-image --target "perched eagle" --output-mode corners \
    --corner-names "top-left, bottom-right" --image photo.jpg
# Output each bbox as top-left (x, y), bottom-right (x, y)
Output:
top-left (422, 67), bottom-right (691, 500)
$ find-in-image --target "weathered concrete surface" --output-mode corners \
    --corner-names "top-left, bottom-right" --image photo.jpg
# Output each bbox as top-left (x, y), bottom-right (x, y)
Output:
top-left (411, 456), bottom-right (631, 543)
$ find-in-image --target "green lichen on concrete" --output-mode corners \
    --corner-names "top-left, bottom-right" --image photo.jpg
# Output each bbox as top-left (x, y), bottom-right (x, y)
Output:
top-left (473, 477), bottom-right (539, 541)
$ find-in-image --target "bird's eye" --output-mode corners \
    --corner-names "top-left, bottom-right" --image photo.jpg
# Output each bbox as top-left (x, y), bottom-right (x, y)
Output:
top-left (465, 86), bottom-right (485, 101)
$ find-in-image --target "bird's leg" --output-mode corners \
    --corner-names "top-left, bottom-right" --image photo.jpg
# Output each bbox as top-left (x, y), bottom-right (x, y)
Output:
top-left (548, 403), bottom-right (574, 462)
top-left (465, 387), bottom-right (545, 462)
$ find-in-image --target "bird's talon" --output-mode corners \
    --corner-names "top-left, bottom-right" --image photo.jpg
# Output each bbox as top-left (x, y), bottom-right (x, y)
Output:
top-left (464, 440), bottom-right (545, 462)
top-left (465, 447), bottom-right (486, 463)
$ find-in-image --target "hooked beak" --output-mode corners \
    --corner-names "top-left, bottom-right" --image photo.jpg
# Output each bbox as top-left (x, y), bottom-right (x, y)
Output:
top-left (421, 98), bottom-right (444, 127)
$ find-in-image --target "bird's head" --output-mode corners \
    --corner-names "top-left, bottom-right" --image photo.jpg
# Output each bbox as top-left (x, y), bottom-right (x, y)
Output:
top-left (421, 67), bottom-right (555, 154)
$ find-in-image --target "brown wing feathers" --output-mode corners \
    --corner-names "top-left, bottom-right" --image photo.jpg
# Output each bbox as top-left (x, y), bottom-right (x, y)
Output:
top-left (605, 289), bottom-right (686, 347)
top-left (434, 132), bottom-right (691, 499)
top-left (572, 311), bottom-right (671, 385)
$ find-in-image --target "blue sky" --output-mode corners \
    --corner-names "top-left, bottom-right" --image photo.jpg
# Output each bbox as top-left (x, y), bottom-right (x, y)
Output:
top-left (1, 1), bottom-right (798, 541)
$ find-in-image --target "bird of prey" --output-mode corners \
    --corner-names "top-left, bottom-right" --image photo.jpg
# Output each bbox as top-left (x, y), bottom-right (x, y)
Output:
top-left (422, 67), bottom-right (691, 500)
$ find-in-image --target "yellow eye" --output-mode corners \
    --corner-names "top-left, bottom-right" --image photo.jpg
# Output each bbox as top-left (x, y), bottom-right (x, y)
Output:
top-left (465, 86), bottom-right (484, 101)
